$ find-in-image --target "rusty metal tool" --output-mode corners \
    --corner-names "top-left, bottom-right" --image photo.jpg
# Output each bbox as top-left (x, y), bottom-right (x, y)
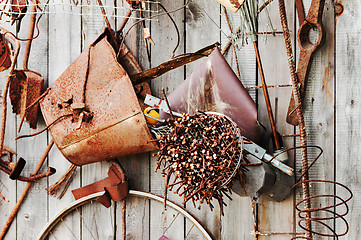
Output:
top-left (129, 43), bottom-right (219, 85)
top-left (286, 0), bottom-right (326, 125)
top-left (0, 157), bottom-right (25, 180)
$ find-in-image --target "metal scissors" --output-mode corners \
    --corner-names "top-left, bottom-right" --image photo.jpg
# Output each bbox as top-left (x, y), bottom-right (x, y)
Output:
top-left (286, 0), bottom-right (326, 125)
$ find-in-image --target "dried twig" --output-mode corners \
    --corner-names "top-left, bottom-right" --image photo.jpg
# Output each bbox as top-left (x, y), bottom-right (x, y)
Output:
top-left (47, 164), bottom-right (77, 199)
top-left (222, 6), bottom-right (241, 81)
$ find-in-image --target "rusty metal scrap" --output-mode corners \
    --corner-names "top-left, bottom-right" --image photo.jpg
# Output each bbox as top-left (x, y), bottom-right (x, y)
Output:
top-left (129, 42), bottom-right (220, 85)
top-left (9, 69), bottom-right (44, 129)
top-left (286, 0), bottom-right (326, 125)
top-left (0, 140), bottom-right (55, 240)
top-left (0, 33), bottom-right (11, 72)
top-left (40, 28), bottom-right (157, 166)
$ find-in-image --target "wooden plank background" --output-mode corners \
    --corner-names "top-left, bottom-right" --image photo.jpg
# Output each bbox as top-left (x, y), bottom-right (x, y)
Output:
top-left (0, 0), bottom-right (357, 239)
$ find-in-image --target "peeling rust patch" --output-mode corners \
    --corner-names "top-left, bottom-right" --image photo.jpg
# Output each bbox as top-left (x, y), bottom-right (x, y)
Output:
top-left (322, 63), bottom-right (333, 104)
top-left (335, 1), bottom-right (344, 17)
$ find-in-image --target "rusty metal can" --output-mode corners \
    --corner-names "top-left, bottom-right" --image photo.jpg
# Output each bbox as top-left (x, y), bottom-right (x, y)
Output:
top-left (40, 29), bottom-right (157, 166)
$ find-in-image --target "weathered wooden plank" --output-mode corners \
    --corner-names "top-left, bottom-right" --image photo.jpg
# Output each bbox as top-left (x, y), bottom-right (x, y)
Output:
top-left (294, 0), bottom-right (335, 239)
top-left (335, 0), bottom-right (360, 239)
top-left (80, 0), bottom-right (115, 238)
top-left (256, 0), bottom-right (296, 239)
top-left (14, 6), bottom-right (50, 239)
top-left (184, 1), bottom-right (223, 239)
top-left (47, 1), bottom-right (82, 239)
top-left (115, 2), bottom-right (151, 239)
top-left (220, 5), bottom-right (257, 240)
top-left (0, 20), bottom-right (18, 240)
top-left (149, 1), bottom-right (186, 239)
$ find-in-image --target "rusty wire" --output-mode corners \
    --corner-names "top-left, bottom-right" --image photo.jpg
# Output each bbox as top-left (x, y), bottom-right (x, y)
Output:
top-left (248, 145), bottom-right (353, 239)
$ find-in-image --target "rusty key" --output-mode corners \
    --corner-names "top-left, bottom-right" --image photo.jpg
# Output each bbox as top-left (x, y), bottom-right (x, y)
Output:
top-left (286, 0), bottom-right (326, 125)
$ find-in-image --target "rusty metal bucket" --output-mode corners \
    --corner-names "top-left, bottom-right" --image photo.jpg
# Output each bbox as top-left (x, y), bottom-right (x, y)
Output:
top-left (40, 28), bottom-right (157, 166)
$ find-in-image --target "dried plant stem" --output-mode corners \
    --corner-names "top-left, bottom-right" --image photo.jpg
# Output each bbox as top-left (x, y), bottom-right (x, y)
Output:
top-left (122, 200), bottom-right (126, 240)
top-left (222, 6), bottom-right (241, 81)
top-left (0, 27), bottom-right (21, 153)
top-left (47, 164), bottom-right (77, 198)
top-left (253, 42), bottom-right (281, 150)
top-left (118, 9), bottom-right (132, 32)
top-left (162, 88), bottom-right (174, 120)
top-left (258, 0), bottom-right (274, 14)
top-left (251, 199), bottom-right (259, 240)
top-left (0, 139), bottom-right (54, 240)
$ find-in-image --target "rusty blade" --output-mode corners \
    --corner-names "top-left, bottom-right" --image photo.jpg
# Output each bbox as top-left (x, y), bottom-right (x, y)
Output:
top-left (305, 0), bottom-right (325, 24)
top-left (295, 0), bottom-right (305, 25)
top-left (130, 42), bottom-right (220, 85)
top-left (286, 0), bottom-right (326, 125)
top-left (286, 49), bottom-right (314, 125)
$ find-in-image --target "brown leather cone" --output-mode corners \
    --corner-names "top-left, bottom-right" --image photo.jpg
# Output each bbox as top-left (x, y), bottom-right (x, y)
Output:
top-left (40, 29), bottom-right (157, 166)
top-left (159, 47), bottom-right (262, 144)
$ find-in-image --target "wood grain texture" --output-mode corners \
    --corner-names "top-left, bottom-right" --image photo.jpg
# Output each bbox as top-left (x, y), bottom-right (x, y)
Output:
top-left (294, 0), bottom-right (336, 239)
top-left (0, 0), bottom-right (356, 239)
top-left (256, 1), bottom-right (296, 239)
top-left (47, 1), bottom-right (82, 239)
top-left (220, 6), bottom-right (256, 240)
top-left (80, 0), bottom-right (115, 239)
top-left (14, 6), bottom-right (50, 239)
top-left (0, 21), bottom-right (17, 240)
top-left (149, 1), bottom-right (186, 238)
top-left (184, 1), bottom-right (222, 239)
top-left (115, 1), bottom-right (151, 239)
top-left (335, 0), bottom-right (360, 239)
